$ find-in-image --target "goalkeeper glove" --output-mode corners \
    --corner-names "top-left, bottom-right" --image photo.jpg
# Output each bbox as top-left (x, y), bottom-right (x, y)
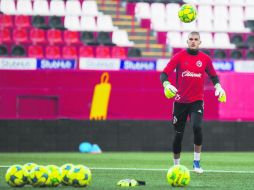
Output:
top-left (163, 81), bottom-right (178, 99)
top-left (215, 83), bottom-right (226, 103)
top-left (117, 179), bottom-right (145, 187)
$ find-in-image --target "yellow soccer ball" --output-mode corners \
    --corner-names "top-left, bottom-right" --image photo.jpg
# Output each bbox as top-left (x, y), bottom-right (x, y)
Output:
top-left (45, 165), bottom-right (62, 187)
top-left (178, 4), bottom-right (197, 23)
top-left (61, 163), bottom-right (74, 186)
top-left (5, 165), bottom-right (28, 187)
top-left (68, 165), bottom-right (92, 187)
top-left (167, 165), bottom-right (190, 187)
top-left (28, 165), bottom-right (49, 187)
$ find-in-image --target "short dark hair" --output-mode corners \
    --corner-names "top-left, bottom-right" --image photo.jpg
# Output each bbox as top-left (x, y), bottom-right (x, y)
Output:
top-left (189, 31), bottom-right (200, 38)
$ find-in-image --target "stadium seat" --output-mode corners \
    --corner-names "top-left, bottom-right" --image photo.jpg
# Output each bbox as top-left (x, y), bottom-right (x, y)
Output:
top-left (16, 0), bottom-right (33, 15)
top-left (167, 32), bottom-right (183, 47)
top-left (166, 17), bottom-right (181, 31)
top-left (229, 19), bottom-right (250, 33)
top-left (79, 46), bottom-right (94, 57)
top-left (97, 15), bottom-right (117, 31)
top-left (28, 45), bottom-right (44, 58)
top-left (111, 46), bottom-right (127, 58)
top-left (214, 33), bottom-right (235, 49)
top-left (62, 46), bottom-right (78, 59)
top-left (0, 28), bottom-right (12, 43)
top-left (64, 30), bottom-right (79, 45)
top-left (214, 6), bottom-right (228, 20)
top-left (135, 2), bottom-right (151, 20)
top-left (166, 3), bottom-right (180, 19)
top-left (33, 0), bottom-right (50, 16)
top-left (229, 0), bottom-right (245, 6)
top-left (31, 15), bottom-right (49, 29)
top-left (47, 29), bottom-right (63, 44)
top-left (201, 49), bottom-right (211, 56)
top-left (230, 34), bottom-right (245, 48)
top-left (229, 6), bottom-right (244, 21)
top-left (49, 0), bottom-right (66, 16)
top-left (49, 16), bottom-right (65, 30)
top-left (181, 21), bottom-right (197, 31)
top-left (82, 1), bottom-right (100, 16)
top-left (246, 50), bottom-right (254, 59)
top-left (197, 5), bottom-right (213, 20)
top-left (230, 49), bottom-right (243, 59)
top-left (11, 45), bottom-right (26, 57)
top-left (15, 15), bottom-right (30, 28)
top-left (245, 6), bottom-right (254, 20)
top-left (245, 20), bottom-right (254, 31)
top-left (97, 32), bottom-right (115, 46)
top-left (128, 47), bottom-right (142, 57)
top-left (96, 46), bottom-right (111, 58)
top-left (80, 31), bottom-right (98, 46)
top-left (0, 14), bottom-right (13, 28)
top-left (151, 3), bottom-right (166, 22)
top-left (246, 35), bottom-right (254, 48)
top-left (213, 49), bottom-right (227, 59)
top-left (80, 16), bottom-right (97, 31)
top-left (213, 0), bottom-right (229, 5)
top-left (245, 0), bottom-right (254, 6)
top-left (199, 32), bottom-right (214, 48)
top-left (30, 28), bottom-right (46, 44)
top-left (0, 0), bottom-right (16, 15)
top-left (45, 45), bottom-right (61, 59)
top-left (112, 30), bottom-right (134, 47)
top-left (66, 0), bottom-right (82, 16)
top-left (13, 28), bottom-right (29, 44)
top-left (197, 18), bottom-right (213, 32)
top-left (64, 16), bottom-right (80, 31)
top-left (0, 45), bottom-right (8, 56)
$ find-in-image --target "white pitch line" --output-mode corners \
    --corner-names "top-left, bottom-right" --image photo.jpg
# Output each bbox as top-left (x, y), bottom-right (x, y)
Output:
top-left (1, 166), bottom-right (254, 174)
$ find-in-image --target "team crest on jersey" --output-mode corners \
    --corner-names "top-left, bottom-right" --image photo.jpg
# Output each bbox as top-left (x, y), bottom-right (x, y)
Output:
top-left (196, 60), bottom-right (202, 67)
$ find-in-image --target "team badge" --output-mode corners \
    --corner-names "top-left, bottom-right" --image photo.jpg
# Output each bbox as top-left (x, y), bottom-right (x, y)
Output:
top-left (196, 60), bottom-right (202, 67)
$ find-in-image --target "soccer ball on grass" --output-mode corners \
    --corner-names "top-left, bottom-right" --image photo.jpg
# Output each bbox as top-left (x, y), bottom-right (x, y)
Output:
top-left (45, 165), bottom-right (62, 187)
top-left (5, 165), bottom-right (28, 187)
top-left (28, 165), bottom-right (49, 187)
top-left (61, 163), bottom-right (74, 186)
top-left (166, 165), bottom-right (190, 187)
top-left (178, 4), bottom-right (197, 23)
top-left (68, 164), bottom-right (92, 187)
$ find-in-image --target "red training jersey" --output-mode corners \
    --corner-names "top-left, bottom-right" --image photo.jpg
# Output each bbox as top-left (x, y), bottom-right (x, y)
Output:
top-left (163, 49), bottom-right (217, 103)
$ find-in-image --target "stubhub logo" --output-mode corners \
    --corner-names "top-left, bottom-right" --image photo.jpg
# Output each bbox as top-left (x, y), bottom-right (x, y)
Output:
top-left (121, 60), bottom-right (156, 71)
top-left (37, 59), bottom-right (76, 69)
top-left (213, 61), bottom-right (234, 71)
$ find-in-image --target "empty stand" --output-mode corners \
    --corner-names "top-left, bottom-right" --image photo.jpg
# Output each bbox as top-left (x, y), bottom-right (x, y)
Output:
top-left (11, 45), bottom-right (26, 57)
top-left (96, 46), bottom-right (111, 58)
top-left (45, 45), bottom-right (61, 59)
top-left (62, 46), bottom-right (78, 59)
top-left (30, 28), bottom-right (46, 44)
top-left (33, 0), bottom-right (50, 16)
top-left (112, 30), bottom-right (134, 47)
top-left (47, 29), bottom-right (63, 45)
top-left (111, 46), bottom-right (127, 58)
top-left (79, 46), bottom-right (94, 57)
top-left (80, 31), bottom-right (98, 46)
top-left (66, 0), bottom-right (82, 16)
top-left (15, 15), bottom-right (30, 28)
top-left (0, 14), bottom-right (13, 28)
top-left (64, 30), bottom-right (79, 45)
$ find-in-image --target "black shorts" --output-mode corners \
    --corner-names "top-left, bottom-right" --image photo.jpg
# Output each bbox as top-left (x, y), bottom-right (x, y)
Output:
top-left (172, 100), bottom-right (204, 127)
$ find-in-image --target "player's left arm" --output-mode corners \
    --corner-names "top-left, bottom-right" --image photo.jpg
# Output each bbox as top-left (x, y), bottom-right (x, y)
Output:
top-left (205, 58), bottom-right (226, 103)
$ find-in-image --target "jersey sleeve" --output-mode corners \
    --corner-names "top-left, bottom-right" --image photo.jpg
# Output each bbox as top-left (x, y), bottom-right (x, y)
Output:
top-left (163, 53), bottom-right (179, 75)
top-left (205, 56), bottom-right (217, 77)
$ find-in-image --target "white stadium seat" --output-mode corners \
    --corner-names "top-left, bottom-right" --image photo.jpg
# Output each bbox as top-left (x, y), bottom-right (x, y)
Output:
top-left (213, 18), bottom-right (229, 32)
top-left (214, 6), bottom-right (229, 20)
top-left (112, 30), bottom-right (134, 47)
top-left (214, 33), bottom-right (235, 49)
top-left (197, 18), bottom-right (213, 32)
top-left (135, 2), bottom-right (151, 20)
top-left (97, 15), bottom-right (118, 31)
top-left (80, 16), bottom-right (97, 31)
top-left (167, 32), bottom-right (183, 47)
top-left (17, 0), bottom-right (33, 15)
top-left (213, 0), bottom-right (229, 5)
top-left (151, 3), bottom-right (166, 21)
top-left (82, 0), bottom-right (101, 16)
top-left (50, 0), bottom-right (66, 16)
top-left (199, 32), bottom-right (214, 48)
top-left (198, 5), bottom-right (213, 19)
top-left (66, 0), bottom-right (82, 16)
top-left (64, 16), bottom-right (80, 31)
top-left (0, 0), bottom-right (16, 15)
top-left (229, 0), bottom-right (245, 6)
top-left (245, 6), bottom-right (254, 20)
top-left (33, 0), bottom-right (50, 16)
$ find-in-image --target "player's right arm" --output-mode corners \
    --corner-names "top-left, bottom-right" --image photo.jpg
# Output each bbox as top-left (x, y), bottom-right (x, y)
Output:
top-left (160, 54), bottom-right (179, 99)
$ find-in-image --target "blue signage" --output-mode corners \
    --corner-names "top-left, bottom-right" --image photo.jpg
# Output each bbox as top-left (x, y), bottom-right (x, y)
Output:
top-left (213, 61), bottom-right (234, 71)
top-left (37, 59), bottom-right (76, 69)
top-left (120, 60), bottom-right (156, 71)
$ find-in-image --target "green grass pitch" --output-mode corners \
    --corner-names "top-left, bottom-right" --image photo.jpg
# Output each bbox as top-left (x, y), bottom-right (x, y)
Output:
top-left (0, 152), bottom-right (254, 189)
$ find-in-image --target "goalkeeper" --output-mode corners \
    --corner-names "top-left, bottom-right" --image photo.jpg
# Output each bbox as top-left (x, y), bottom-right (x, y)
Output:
top-left (160, 31), bottom-right (226, 174)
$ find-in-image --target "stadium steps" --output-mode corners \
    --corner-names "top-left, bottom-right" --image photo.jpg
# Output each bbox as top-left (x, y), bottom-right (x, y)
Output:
top-left (96, 0), bottom-right (170, 58)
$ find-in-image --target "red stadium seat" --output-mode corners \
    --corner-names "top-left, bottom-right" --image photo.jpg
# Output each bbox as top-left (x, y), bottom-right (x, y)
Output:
top-left (62, 46), bottom-right (78, 59)
top-left (96, 46), bottom-right (111, 58)
top-left (0, 14), bottom-right (13, 28)
top-left (15, 15), bottom-right (30, 28)
top-left (63, 30), bottom-right (79, 45)
top-left (13, 28), bottom-right (29, 44)
top-left (47, 29), bottom-right (63, 44)
top-left (30, 28), bottom-right (46, 44)
top-left (111, 46), bottom-right (126, 58)
top-left (45, 45), bottom-right (61, 59)
top-left (0, 28), bottom-right (12, 43)
top-left (28, 45), bottom-right (44, 58)
top-left (79, 46), bottom-right (94, 57)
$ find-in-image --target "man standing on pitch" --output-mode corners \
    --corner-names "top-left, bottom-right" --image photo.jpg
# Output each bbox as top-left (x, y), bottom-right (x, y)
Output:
top-left (160, 31), bottom-right (226, 173)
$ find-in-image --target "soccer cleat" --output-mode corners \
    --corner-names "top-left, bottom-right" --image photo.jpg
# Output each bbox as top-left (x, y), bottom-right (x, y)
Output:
top-left (193, 160), bottom-right (204, 174)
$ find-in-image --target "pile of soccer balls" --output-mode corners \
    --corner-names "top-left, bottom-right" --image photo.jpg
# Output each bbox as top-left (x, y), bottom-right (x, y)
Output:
top-left (5, 163), bottom-right (92, 188)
